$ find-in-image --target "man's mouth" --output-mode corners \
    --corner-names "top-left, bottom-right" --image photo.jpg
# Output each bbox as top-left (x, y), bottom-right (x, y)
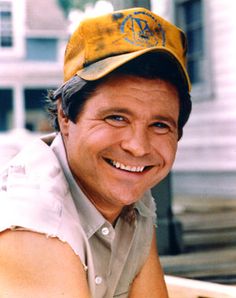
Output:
top-left (105, 158), bottom-right (151, 173)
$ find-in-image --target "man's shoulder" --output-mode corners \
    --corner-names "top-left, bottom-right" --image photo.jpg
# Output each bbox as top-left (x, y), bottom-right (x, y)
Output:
top-left (0, 135), bottom-right (60, 175)
top-left (0, 136), bottom-right (68, 207)
top-left (0, 229), bottom-right (90, 297)
top-left (0, 136), bottom-right (91, 271)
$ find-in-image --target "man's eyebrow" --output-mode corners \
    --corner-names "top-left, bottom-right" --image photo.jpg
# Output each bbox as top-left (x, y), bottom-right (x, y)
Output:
top-left (96, 107), bottom-right (133, 116)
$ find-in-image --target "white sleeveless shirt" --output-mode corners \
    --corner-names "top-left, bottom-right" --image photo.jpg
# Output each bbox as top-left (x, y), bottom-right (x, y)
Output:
top-left (0, 133), bottom-right (157, 298)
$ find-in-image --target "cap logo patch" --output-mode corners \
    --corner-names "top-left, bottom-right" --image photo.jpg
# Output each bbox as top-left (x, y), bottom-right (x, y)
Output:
top-left (120, 11), bottom-right (165, 47)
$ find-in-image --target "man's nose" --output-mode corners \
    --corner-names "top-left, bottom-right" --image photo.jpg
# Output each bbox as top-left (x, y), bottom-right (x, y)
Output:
top-left (120, 126), bottom-right (151, 157)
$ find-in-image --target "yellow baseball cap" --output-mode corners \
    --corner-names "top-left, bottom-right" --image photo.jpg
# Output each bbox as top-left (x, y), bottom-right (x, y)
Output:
top-left (64, 7), bottom-right (191, 91)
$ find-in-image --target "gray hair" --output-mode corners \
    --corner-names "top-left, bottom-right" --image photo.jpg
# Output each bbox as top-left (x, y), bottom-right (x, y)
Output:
top-left (46, 75), bottom-right (97, 131)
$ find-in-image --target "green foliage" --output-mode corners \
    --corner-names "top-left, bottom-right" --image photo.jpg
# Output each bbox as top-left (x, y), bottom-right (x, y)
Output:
top-left (57, 0), bottom-right (151, 16)
top-left (57, 0), bottom-right (98, 15)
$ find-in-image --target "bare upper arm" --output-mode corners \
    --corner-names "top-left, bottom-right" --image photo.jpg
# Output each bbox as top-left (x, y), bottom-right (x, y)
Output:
top-left (0, 230), bottom-right (91, 297)
top-left (129, 228), bottom-right (169, 298)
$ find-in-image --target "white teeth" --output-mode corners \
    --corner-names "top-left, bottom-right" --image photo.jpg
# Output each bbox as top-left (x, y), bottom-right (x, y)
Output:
top-left (125, 165), bottom-right (131, 171)
top-left (115, 162), bottom-right (120, 168)
top-left (111, 160), bottom-right (145, 173)
top-left (120, 164), bottom-right (126, 170)
top-left (139, 166), bottom-right (145, 172)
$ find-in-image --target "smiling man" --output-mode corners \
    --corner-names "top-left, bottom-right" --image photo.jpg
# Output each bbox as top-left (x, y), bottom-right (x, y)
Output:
top-left (0, 7), bottom-right (191, 298)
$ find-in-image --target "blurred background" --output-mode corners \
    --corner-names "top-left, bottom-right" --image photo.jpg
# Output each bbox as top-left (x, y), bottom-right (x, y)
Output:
top-left (0, 0), bottom-right (236, 285)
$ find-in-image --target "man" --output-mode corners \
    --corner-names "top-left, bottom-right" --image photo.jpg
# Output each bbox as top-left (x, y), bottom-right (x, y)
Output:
top-left (0, 7), bottom-right (191, 297)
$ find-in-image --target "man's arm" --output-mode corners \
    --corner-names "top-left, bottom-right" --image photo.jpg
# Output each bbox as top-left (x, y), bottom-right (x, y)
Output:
top-left (129, 228), bottom-right (169, 298)
top-left (0, 230), bottom-right (91, 297)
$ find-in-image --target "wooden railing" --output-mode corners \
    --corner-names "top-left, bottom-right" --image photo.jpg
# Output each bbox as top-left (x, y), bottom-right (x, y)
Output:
top-left (165, 275), bottom-right (236, 298)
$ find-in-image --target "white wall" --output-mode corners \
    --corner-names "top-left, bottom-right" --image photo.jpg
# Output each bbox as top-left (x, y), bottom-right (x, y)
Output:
top-left (150, 0), bottom-right (236, 198)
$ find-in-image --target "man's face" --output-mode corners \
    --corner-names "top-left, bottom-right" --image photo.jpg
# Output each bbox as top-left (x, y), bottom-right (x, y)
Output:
top-left (60, 74), bottom-right (179, 221)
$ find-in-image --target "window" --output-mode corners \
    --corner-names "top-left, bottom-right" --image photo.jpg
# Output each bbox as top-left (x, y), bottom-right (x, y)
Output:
top-left (175, 0), bottom-right (203, 84)
top-left (0, 89), bottom-right (13, 131)
top-left (174, 0), bottom-right (211, 99)
top-left (0, 1), bottom-right (13, 48)
top-left (24, 88), bottom-right (55, 132)
top-left (26, 38), bottom-right (58, 61)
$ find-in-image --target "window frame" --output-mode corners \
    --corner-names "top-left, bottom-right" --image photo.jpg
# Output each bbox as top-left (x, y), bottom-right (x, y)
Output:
top-left (173, 0), bottom-right (212, 101)
top-left (0, 0), bottom-right (24, 58)
top-left (0, 1), bottom-right (13, 48)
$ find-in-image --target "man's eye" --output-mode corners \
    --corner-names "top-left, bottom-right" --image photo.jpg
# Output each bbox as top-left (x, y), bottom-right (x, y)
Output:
top-left (106, 115), bottom-right (125, 121)
top-left (153, 122), bottom-right (168, 128)
top-left (152, 122), bottom-right (170, 134)
top-left (105, 115), bottom-right (127, 126)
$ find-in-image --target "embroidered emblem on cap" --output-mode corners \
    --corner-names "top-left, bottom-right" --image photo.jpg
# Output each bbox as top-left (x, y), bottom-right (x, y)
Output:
top-left (120, 11), bottom-right (166, 47)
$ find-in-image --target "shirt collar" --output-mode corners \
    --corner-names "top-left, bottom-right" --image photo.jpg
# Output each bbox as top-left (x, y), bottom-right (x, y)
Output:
top-left (135, 190), bottom-right (156, 218)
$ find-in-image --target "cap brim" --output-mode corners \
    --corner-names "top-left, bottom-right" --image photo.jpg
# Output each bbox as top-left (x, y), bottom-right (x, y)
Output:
top-left (76, 47), bottom-right (191, 92)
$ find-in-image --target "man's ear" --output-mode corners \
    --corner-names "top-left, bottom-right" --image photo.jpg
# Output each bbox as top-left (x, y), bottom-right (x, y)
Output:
top-left (57, 100), bottom-right (69, 137)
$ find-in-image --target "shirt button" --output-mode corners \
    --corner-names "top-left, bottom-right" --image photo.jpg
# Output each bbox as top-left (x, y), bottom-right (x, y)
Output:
top-left (95, 276), bottom-right (103, 285)
top-left (101, 227), bottom-right (109, 236)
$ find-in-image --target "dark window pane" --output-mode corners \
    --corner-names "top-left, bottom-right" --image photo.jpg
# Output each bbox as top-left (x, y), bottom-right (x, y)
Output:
top-left (24, 89), bottom-right (47, 109)
top-left (187, 27), bottom-right (203, 54)
top-left (0, 10), bottom-right (11, 19)
top-left (1, 35), bottom-right (12, 47)
top-left (0, 89), bottom-right (13, 131)
top-left (24, 88), bottom-right (55, 132)
top-left (0, 2), bottom-right (13, 48)
top-left (188, 60), bottom-right (201, 84)
top-left (183, 0), bottom-right (202, 25)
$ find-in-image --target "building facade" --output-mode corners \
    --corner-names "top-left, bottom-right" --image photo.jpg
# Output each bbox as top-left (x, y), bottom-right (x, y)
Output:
top-left (151, 0), bottom-right (236, 199)
top-left (1, 0), bottom-right (235, 200)
top-left (0, 0), bottom-right (68, 133)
